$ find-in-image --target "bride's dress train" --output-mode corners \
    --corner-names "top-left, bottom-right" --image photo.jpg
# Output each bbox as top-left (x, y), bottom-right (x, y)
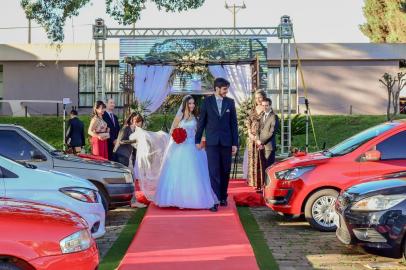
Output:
top-left (130, 117), bottom-right (218, 209)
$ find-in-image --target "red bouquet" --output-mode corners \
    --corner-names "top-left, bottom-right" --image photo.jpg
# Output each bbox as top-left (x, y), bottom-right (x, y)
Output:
top-left (172, 128), bottom-right (187, 144)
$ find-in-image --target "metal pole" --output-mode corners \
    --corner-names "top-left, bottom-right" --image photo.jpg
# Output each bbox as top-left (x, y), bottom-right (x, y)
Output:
top-left (287, 39), bottom-right (292, 153)
top-left (95, 40), bottom-right (99, 101)
top-left (28, 18), bottom-right (31, 44)
top-left (305, 99), bottom-right (309, 152)
top-left (101, 40), bottom-right (106, 101)
top-left (233, 5), bottom-right (236, 29)
top-left (63, 104), bottom-right (66, 151)
top-left (280, 39), bottom-right (285, 155)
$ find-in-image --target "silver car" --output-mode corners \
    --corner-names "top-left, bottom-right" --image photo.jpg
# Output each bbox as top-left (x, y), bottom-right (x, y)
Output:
top-left (0, 124), bottom-right (134, 211)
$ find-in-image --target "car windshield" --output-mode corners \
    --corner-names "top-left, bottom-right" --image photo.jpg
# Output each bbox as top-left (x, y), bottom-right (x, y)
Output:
top-left (21, 127), bottom-right (57, 153)
top-left (324, 123), bottom-right (397, 157)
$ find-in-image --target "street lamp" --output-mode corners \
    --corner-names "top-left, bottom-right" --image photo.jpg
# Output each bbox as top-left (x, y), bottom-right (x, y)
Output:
top-left (92, 18), bottom-right (107, 40)
top-left (278, 15), bottom-right (293, 39)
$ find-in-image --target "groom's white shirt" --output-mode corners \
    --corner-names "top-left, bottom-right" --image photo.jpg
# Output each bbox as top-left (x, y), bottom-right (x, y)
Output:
top-left (215, 95), bottom-right (223, 115)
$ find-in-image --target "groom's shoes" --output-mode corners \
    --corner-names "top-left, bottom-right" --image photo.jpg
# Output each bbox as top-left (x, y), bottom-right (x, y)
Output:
top-left (220, 200), bottom-right (228, 207)
top-left (209, 204), bottom-right (219, 212)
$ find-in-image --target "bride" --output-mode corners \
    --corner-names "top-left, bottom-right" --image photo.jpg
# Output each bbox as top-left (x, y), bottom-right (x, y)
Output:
top-left (130, 95), bottom-right (218, 209)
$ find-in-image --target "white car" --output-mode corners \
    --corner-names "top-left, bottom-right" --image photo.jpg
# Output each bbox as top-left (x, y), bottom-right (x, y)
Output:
top-left (0, 154), bottom-right (106, 238)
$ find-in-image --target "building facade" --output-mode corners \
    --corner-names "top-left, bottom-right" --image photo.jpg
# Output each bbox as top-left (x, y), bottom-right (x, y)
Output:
top-left (0, 44), bottom-right (119, 115)
top-left (267, 43), bottom-right (406, 115)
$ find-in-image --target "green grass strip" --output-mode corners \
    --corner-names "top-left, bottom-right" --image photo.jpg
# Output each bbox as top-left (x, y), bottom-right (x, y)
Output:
top-left (99, 208), bottom-right (147, 270)
top-left (237, 207), bottom-right (279, 270)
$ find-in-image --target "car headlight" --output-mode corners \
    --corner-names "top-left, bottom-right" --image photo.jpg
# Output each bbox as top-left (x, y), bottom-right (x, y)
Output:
top-left (351, 194), bottom-right (406, 211)
top-left (124, 173), bottom-right (133, 184)
top-left (60, 187), bottom-right (98, 203)
top-left (60, 229), bottom-right (92, 254)
top-left (274, 166), bottom-right (315, 180)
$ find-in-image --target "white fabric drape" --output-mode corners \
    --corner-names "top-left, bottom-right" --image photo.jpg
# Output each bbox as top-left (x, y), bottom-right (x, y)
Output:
top-left (134, 65), bottom-right (174, 113)
top-left (208, 64), bottom-right (252, 108)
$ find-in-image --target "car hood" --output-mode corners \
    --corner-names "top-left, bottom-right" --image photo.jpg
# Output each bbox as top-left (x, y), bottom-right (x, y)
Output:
top-left (53, 154), bottom-right (130, 173)
top-left (18, 166), bottom-right (97, 190)
top-left (0, 198), bottom-right (86, 228)
top-left (272, 152), bottom-right (330, 171)
top-left (345, 179), bottom-right (406, 198)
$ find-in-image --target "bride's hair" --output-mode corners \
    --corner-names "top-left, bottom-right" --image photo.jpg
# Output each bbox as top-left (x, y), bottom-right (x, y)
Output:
top-left (181, 95), bottom-right (199, 120)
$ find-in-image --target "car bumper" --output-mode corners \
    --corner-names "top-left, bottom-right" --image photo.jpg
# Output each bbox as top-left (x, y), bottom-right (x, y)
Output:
top-left (29, 243), bottom-right (99, 270)
top-left (106, 183), bottom-right (134, 207)
top-left (263, 172), bottom-right (304, 215)
top-left (335, 208), bottom-right (404, 257)
top-left (75, 199), bottom-right (106, 239)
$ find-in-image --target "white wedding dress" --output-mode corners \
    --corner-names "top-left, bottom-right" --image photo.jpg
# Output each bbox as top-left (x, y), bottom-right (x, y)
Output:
top-left (130, 116), bottom-right (218, 209)
top-left (154, 117), bottom-right (218, 209)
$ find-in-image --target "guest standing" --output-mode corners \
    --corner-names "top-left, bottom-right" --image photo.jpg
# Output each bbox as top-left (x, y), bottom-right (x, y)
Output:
top-left (113, 113), bottom-right (144, 167)
top-left (88, 101), bottom-right (109, 159)
top-left (246, 90), bottom-right (266, 191)
top-left (65, 109), bottom-right (85, 154)
top-left (103, 98), bottom-right (121, 160)
top-left (256, 98), bottom-right (278, 184)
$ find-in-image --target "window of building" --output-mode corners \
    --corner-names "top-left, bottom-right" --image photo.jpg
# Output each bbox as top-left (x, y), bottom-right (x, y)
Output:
top-left (267, 66), bottom-right (297, 113)
top-left (78, 65), bottom-right (122, 108)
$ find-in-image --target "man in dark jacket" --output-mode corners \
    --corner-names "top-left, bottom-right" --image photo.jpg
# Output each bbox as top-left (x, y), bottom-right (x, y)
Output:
top-left (65, 109), bottom-right (85, 154)
top-left (103, 98), bottom-right (121, 160)
top-left (195, 77), bottom-right (239, 212)
top-left (256, 98), bottom-right (278, 186)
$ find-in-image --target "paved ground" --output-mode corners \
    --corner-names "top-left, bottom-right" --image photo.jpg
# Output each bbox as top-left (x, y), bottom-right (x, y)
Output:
top-left (96, 207), bottom-right (137, 259)
top-left (250, 207), bottom-right (406, 270)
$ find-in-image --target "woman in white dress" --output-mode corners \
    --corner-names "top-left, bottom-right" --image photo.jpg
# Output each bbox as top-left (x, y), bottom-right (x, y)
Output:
top-left (154, 95), bottom-right (218, 209)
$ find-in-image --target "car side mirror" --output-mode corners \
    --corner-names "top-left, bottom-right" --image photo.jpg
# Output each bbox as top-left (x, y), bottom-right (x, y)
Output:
top-left (30, 150), bottom-right (47, 161)
top-left (363, 150), bottom-right (381, 162)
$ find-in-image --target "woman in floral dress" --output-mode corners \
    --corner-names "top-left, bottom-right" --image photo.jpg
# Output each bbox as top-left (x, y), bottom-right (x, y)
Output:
top-left (246, 90), bottom-right (266, 190)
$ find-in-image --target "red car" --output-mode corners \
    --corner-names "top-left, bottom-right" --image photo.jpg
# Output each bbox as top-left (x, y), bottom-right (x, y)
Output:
top-left (0, 198), bottom-right (99, 270)
top-left (264, 120), bottom-right (406, 232)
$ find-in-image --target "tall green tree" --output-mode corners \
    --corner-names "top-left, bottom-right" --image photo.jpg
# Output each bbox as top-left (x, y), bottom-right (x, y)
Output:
top-left (20, 0), bottom-right (205, 43)
top-left (360, 0), bottom-right (406, 42)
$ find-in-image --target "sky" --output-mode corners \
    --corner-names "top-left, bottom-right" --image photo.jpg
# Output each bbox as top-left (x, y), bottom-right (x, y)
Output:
top-left (0, 0), bottom-right (369, 44)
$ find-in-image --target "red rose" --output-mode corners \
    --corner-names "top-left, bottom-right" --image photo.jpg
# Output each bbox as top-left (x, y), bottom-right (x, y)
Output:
top-left (172, 128), bottom-right (187, 144)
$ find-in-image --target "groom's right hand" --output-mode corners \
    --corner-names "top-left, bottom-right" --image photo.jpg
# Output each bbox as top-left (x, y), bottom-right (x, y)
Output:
top-left (196, 144), bottom-right (202, 150)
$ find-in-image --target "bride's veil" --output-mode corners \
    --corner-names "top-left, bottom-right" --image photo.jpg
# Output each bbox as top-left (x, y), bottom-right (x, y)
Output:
top-left (130, 128), bottom-right (169, 200)
top-left (130, 95), bottom-right (190, 201)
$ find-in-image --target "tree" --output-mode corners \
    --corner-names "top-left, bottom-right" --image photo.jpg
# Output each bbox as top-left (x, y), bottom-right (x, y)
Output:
top-left (20, 0), bottom-right (206, 43)
top-left (360, 0), bottom-right (406, 42)
top-left (379, 72), bottom-right (406, 121)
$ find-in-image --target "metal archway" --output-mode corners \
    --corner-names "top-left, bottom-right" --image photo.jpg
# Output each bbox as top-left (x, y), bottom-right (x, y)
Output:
top-left (92, 15), bottom-right (294, 156)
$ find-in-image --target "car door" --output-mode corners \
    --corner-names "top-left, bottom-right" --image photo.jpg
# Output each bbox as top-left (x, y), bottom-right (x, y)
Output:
top-left (359, 130), bottom-right (406, 180)
top-left (0, 130), bottom-right (51, 169)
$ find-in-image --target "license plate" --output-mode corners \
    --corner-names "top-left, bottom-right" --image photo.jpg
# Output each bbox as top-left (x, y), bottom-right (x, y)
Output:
top-left (333, 213), bottom-right (340, 228)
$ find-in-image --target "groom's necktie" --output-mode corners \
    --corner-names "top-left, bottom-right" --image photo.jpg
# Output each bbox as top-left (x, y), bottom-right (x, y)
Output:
top-left (216, 98), bottom-right (222, 115)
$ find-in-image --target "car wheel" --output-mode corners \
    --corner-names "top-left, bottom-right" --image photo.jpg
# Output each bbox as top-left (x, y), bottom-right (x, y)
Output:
top-left (98, 188), bottom-right (110, 213)
top-left (304, 189), bottom-right (339, 232)
top-left (0, 262), bottom-right (22, 270)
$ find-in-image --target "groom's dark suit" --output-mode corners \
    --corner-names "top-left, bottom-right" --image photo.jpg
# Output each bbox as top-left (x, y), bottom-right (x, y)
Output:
top-left (195, 95), bottom-right (239, 202)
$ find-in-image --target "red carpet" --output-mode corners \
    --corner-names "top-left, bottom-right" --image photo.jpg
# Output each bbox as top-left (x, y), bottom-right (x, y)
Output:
top-left (118, 180), bottom-right (259, 270)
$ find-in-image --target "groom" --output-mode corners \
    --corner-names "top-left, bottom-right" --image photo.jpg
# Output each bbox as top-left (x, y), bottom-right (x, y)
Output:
top-left (196, 77), bottom-right (239, 212)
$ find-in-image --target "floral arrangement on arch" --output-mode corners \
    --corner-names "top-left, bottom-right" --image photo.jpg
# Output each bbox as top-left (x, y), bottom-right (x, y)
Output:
top-left (169, 51), bottom-right (213, 89)
top-left (237, 97), bottom-right (254, 147)
top-left (177, 52), bottom-right (208, 75)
